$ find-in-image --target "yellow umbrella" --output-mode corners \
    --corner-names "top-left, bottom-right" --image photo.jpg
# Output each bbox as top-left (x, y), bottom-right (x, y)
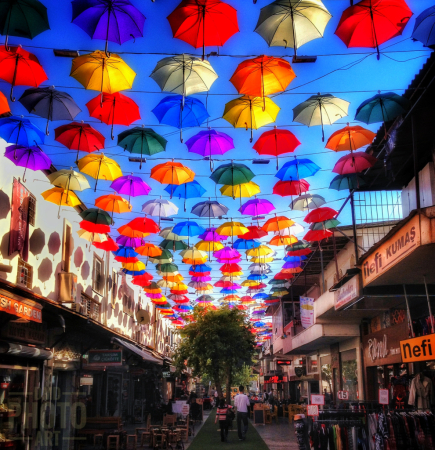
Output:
top-left (163, 274), bottom-right (184, 282)
top-left (157, 279), bottom-right (176, 288)
top-left (78, 153), bottom-right (122, 191)
top-left (70, 51), bottom-right (136, 95)
top-left (180, 247), bottom-right (207, 261)
top-left (269, 235), bottom-right (298, 246)
top-left (216, 221), bottom-right (249, 236)
top-left (122, 261), bottom-right (146, 272)
top-left (172, 282), bottom-right (189, 291)
top-left (246, 245), bottom-right (273, 257)
top-left (195, 241), bottom-right (224, 252)
top-left (223, 95), bottom-right (280, 142)
top-left (42, 187), bottom-right (81, 218)
top-left (221, 271), bottom-right (243, 276)
top-left (223, 295), bottom-right (240, 302)
top-left (241, 280), bottom-right (260, 287)
top-left (76, 229), bottom-right (107, 243)
top-left (183, 257), bottom-right (208, 265)
top-left (220, 181), bottom-right (260, 200)
top-left (250, 256), bottom-right (274, 263)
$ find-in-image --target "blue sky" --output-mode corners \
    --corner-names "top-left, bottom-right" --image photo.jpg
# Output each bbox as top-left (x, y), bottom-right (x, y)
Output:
top-left (2, 0), bottom-right (433, 287)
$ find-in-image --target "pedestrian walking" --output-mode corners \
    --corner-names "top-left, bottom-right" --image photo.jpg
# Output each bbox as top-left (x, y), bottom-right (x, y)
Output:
top-left (214, 388), bottom-right (219, 407)
top-left (234, 385), bottom-right (250, 441)
top-left (215, 398), bottom-right (233, 442)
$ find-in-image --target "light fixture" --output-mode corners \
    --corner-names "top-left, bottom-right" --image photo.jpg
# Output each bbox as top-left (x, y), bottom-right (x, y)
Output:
top-left (53, 49), bottom-right (80, 57)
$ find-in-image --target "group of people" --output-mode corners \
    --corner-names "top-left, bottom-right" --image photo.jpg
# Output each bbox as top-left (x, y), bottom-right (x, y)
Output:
top-left (214, 385), bottom-right (250, 443)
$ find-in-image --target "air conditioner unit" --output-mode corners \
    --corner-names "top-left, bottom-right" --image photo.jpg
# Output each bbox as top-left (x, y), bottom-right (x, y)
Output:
top-left (70, 303), bottom-right (82, 313)
top-left (58, 273), bottom-right (78, 303)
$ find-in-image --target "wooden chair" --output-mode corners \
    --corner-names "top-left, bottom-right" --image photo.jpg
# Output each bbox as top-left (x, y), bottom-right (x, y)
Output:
top-left (163, 414), bottom-right (177, 427)
top-left (126, 435), bottom-right (137, 450)
top-left (272, 405), bottom-right (279, 423)
top-left (282, 404), bottom-right (289, 418)
top-left (107, 435), bottom-right (120, 450)
top-left (178, 415), bottom-right (190, 442)
top-left (288, 405), bottom-right (297, 422)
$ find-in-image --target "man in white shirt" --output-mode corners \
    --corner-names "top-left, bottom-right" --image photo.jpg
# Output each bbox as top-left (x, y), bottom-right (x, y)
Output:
top-left (234, 385), bottom-right (250, 440)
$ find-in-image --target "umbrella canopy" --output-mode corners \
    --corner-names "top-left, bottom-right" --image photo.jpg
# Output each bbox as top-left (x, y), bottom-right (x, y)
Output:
top-left (42, 187), bottom-right (81, 208)
top-left (238, 226), bottom-right (267, 240)
top-left (151, 161), bottom-right (195, 185)
top-left (135, 244), bottom-right (162, 258)
top-left (80, 208), bottom-right (112, 226)
top-left (275, 158), bottom-right (320, 181)
top-left (326, 125), bottom-right (376, 152)
top-left (151, 54), bottom-right (218, 96)
top-left (304, 229), bottom-right (332, 242)
top-left (332, 152), bottom-right (377, 175)
top-left (239, 198), bottom-right (275, 216)
top-left (142, 199), bottom-right (178, 217)
top-left (210, 162), bottom-right (255, 186)
top-left (290, 194), bottom-right (326, 211)
top-left (19, 87), bottom-right (81, 135)
top-left (77, 229), bottom-right (107, 243)
top-left (199, 227), bottom-right (227, 241)
top-left (0, 115), bottom-right (44, 146)
top-left (412, 5), bottom-right (435, 47)
top-left (223, 95), bottom-right (280, 142)
top-left (304, 207), bottom-right (337, 223)
top-left (94, 237), bottom-right (118, 251)
top-left (293, 94), bottom-right (350, 141)
top-left (47, 169), bottom-right (90, 192)
top-left (269, 235), bottom-right (297, 246)
top-left (262, 216), bottom-right (294, 232)
top-left (110, 176), bottom-right (150, 206)
top-left (254, 0), bottom-right (332, 58)
top-left (116, 235), bottom-right (144, 247)
top-left (164, 181), bottom-right (206, 207)
top-left (121, 217), bottom-right (159, 235)
top-left (167, 0), bottom-right (239, 59)
top-left (95, 194), bottom-right (132, 216)
top-left (0, 92), bottom-right (10, 116)
top-left (216, 222), bottom-right (249, 236)
top-left (191, 200), bottom-right (228, 219)
top-left (172, 221), bottom-right (205, 237)
top-left (160, 227), bottom-right (188, 241)
top-left (5, 144), bottom-right (51, 182)
top-left (71, 0), bottom-right (146, 54)
top-left (330, 174), bottom-right (366, 191)
top-left (78, 153), bottom-right (122, 191)
top-left (335, 0), bottom-right (412, 59)
top-left (152, 95), bottom-right (209, 142)
top-left (159, 239), bottom-right (188, 251)
top-left (273, 179), bottom-right (309, 197)
top-left (195, 240), bottom-right (224, 252)
top-left (310, 219), bottom-right (340, 230)
top-left (220, 181), bottom-right (260, 199)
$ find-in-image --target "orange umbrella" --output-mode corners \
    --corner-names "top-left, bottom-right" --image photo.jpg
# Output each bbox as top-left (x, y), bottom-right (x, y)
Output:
top-left (135, 244), bottom-right (162, 258)
top-left (281, 267), bottom-right (303, 274)
top-left (164, 274), bottom-right (184, 282)
top-left (326, 125), bottom-right (376, 152)
top-left (262, 216), bottom-right (295, 232)
top-left (150, 161), bottom-right (195, 185)
top-left (269, 235), bottom-right (297, 246)
top-left (0, 91), bottom-right (10, 116)
top-left (95, 194), bottom-right (132, 219)
top-left (117, 225), bottom-right (149, 239)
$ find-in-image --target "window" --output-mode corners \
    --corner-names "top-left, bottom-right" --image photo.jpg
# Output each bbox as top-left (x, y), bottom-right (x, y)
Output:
top-left (111, 269), bottom-right (118, 307)
top-left (28, 194), bottom-right (36, 226)
top-left (62, 221), bottom-right (72, 272)
top-left (81, 292), bottom-right (100, 321)
top-left (17, 259), bottom-right (33, 288)
top-left (92, 254), bottom-right (104, 294)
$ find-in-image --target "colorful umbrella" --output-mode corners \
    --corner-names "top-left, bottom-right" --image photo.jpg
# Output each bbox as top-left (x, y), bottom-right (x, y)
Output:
top-left (191, 200), bottom-right (229, 222)
top-left (262, 216), bottom-right (294, 232)
top-left (0, 92), bottom-right (10, 116)
top-left (47, 169), bottom-right (90, 207)
top-left (117, 127), bottom-right (167, 169)
top-left (77, 229), bottom-right (107, 243)
top-left (165, 180), bottom-right (206, 211)
top-left (290, 194), bottom-right (326, 211)
top-left (19, 87), bottom-right (81, 135)
top-left (275, 158), bottom-right (320, 181)
top-left (269, 235), bottom-right (297, 246)
top-left (152, 95), bottom-right (209, 142)
top-left (239, 198), bottom-right (275, 216)
top-left (273, 179), bottom-right (310, 197)
top-left (329, 174), bottom-right (366, 191)
top-left (95, 194), bottom-right (132, 218)
top-left (151, 161), bottom-right (195, 185)
top-left (310, 219), bottom-right (340, 230)
top-left (254, 0), bottom-right (332, 59)
top-left (216, 222), bottom-right (249, 236)
top-left (199, 227), bottom-right (227, 242)
top-left (238, 226), bottom-right (267, 240)
top-left (304, 207), bottom-right (337, 223)
top-left (80, 208), bottom-right (112, 226)
top-left (110, 175), bottom-right (151, 202)
top-left (412, 5), bottom-right (435, 47)
top-left (0, 45), bottom-right (47, 102)
top-left (78, 153), bottom-right (122, 191)
top-left (172, 221), bottom-right (205, 239)
top-left (332, 152), bottom-right (377, 175)
top-left (0, 116), bottom-right (44, 146)
top-left (150, 249), bottom-right (174, 264)
top-left (160, 227), bottom-right (188, 241)
top-left (304, 229), bottom-right (332, 242)
top-left (326, 125), bottom-right (376, 152)
top-left (195, 240), bottom-right (224, 252)
top-left (210, 162), bottom-right (255, 186)
top-left (220, 181), bottom-right (260, 200)
top-left (167, 0), bottom-right (239, 59)
top-left (86, 92), bottom-right (140, 139)
top-left (120, 217), bottom-right (159, 235)
top-left (223, 95), bottom-right (280, 142)
top-left (142, 199), bottom-right (178, 219)
top-left (293, 94), bottom-right (350, 141)
top-left (234, 240), bottom-right (260, 251)
top-left (42, 187), bottom-right (81, 209)
top-left (117, 235), bottom-right (145, 248)
top-left (71, 0), bottom-right (146, 55)
top-left (335, 0), bottom-right (412, 60)
top-left (5, 144), bottom-right (51, 182)
top-left (135, 244), bottom-right (162, 258)
top-left (93, 237), bottom-right (118, 251)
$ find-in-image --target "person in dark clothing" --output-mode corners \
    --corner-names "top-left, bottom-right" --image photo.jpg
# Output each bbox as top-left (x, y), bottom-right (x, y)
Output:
top-left (215, 398), bottom-right (233, 442)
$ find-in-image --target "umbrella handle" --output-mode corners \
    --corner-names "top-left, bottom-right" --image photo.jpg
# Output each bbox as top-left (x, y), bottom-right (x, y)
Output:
top-left (46, 121), bottom-right (50, 136)
top-left (111, 124), bottom-right (115, 140)
top-left (180, 128), bottom-right (183, 143)
top-left (9, 85), bottom-right (15, 102)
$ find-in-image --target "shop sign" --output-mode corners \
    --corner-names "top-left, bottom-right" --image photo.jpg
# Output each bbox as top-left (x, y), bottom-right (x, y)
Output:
top-left (379, 389), bottom-right (389, 405)
top-left (80, 376), bottom-right (93, 386)
top-left (311, 394), bottom-right (325, 405)
top-left (276, 360), bottom-right (291, 366)
top-left (400, 333), bottom-right (435, 363)
top-left (1, 321), bottom-right (46, 344)
top-left (307, 405), bottom-right (319, 417)
top-left (363, 321), bottom-right (407, 367)
top-left (334, 276), bottom-right (360, 310)
top-left (0, 294), bottom-right (42, 323)
top-left (88, 350), bottom-right (122, 366)
top-left (337, 391), bottom-right (349, 400)
top-left (300, 297), bottom-right (314, 328)
top-left (264, 376), bottom-right (288, 384)
top-left (361, 215), bottom-right (420, 287)
top-left (162, 371), bottom-right (171, 378)
top-left (294, 367), bottom-right (305, 377)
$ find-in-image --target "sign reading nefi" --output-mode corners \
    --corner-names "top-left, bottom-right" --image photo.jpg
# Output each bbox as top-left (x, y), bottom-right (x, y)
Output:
top-left (400, 334), bottom-right (435, 363)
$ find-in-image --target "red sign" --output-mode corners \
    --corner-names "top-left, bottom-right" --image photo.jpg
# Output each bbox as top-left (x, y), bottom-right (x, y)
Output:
top-left (9, 179), bottom-right (30, 261)
top-left (0, 294), bottom-right (42, 323)
top-left (276, 360), bottom-right (291, 366)
top-left (264, 376), bottom-right (288, 384)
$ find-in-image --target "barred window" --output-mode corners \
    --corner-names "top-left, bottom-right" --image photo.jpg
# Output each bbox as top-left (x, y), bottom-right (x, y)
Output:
top-left (17, 259), bottom-right (33, 288)
top-left (28, 194), bottom-right (36, 226)
top-left (81, 292), bottom-right (100, 321)
top-left (93, 255), bottom-right (104, 294)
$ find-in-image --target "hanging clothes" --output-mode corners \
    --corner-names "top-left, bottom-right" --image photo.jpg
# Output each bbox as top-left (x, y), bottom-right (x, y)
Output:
top-left (408, 374), bottom-right (434, 409)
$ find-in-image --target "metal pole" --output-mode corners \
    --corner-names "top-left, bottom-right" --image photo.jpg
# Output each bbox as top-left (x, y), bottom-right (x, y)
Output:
top-left (320, 243), bottom-right (325, 294)
top-left (424, 276), bottom-right (434, 334)
top-left (350, 191), bottom-right (359, 260)
top-left (411, 115), bottom-right (421, 210)
top-left (403, 285), bottom-right (414, 338)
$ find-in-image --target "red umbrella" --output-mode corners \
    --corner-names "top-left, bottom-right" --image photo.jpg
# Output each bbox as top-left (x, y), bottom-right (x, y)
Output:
top-left (174, 297), bottom-right (190, 304)
top-left (335, 0), bottom-right (413, 60)
top-left (121, 217), bottom-right (160, 234)
top-left (115, 256), bottom-right (139, 264)
top-left (93, 237), bottom-right (118, 251)
top-left (86, 92), bottom-right (140, 139)
top-left (287, 248), bottom-right (312, 257)
top-left (273, 179), bottom-right (310, 197)
top-left (304, 207), bottom-right (337, 224)
top-left (220, 263), bottom-right (242, 273)
top-left (274, 272), bottom-right (294, 280)
top-left (304, 229), bottom-right (333, 242)
top-left (0, 45), bottom-right (48, 101)
top-left (253, 128), bottom-right (300, 169)
top-left (132, 273), bottom-right (153, 287)
top-left (238, 226), bottom-right (267, 240)
top-left (333, 152), bottom-right (377, 175)
top-left (80, 220), bottom-right (110, 234)
top-left (55, 122), bottom-right (105, 163)
top-left (167, 0), bottom-right (239, 59)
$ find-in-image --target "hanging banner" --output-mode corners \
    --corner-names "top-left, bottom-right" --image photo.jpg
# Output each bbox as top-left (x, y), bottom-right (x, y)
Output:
top-left (9, 179), bottom-right (30, 262)
top-left (300, 297), bottom-right (314, 328)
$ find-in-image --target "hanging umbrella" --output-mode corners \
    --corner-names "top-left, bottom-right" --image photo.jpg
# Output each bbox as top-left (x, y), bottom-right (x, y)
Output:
top-left (239, 198), bottom-right (275, 216)
top-left (253, 128), bottom-right (300, 169)
top-left (0, 115), bottom-right (44, 146)
top-left (269, 235), bottom-right (297, 246)
top-left (216, 222), bottom-right (249, 236)
top-left (117, 235), bottom-right (144, 247)
top-left (164, 180), bottom-right (206, 211)
top-left (195, 240), bottom-right (224, 252)
top-left (332, 152), bottom-right (377, 175)
top-left (110, 175), bottom-right (151, 202)
top-left (210, 162), bottom-right (255, 186)
top-left (113, 246), bottom-right (138, 260)
top-left (304, 229), bottom-right (332, 242)
top-left (220, 181), bottom-right (260, 200)
top-left (143, 199), bottom-right (178, 226)
top-left (80, 208), bottom-right (112, 226)
top-left (19, 87), bottom-right (81, 135)
top-left (262, 216), bottom-right (294, 232)
top-left (185, 129), bottom-right (234, 171)
top-left (117, 127), bottom-right (167, 169)
top-left (234, 240), bottom-right (260, 251)
top-left (335, 0), bottom-right (412, 60)
top-left (254, 0), bottom-right (332, 59)
top-left (275, 158), bottom-right (320, 181)
top-left (304, 207), bottom-right (337, 223)
top-left (0, 45), bottom-right (47, 102)
top-left (238, 226), bottom-right (267, 240)
top-left (412, 5), bottom-right (435, 47)
top-left (132, 273), bottom-right (153, 287)
top-left (80, 220), bottom-right (110, 235)
top-left (94, 237), bottom-right (118, 251)
top-left (150, 249), bottom-right (174, 264)
top-left (191, 200), bottom-right (229, 223)
top-left (0, 0), bottom-right (50, 50)
top-left (118, 225), bottom-right (148, 239)
top-left (87, 92), bottom-right (140, 139)
top-left (326, 125), bottom-right (376, 152)
top-left (152, 95), bottom-right (209, 142)
top-left (223, 95), bottom-right (280, 142)
top-left (172, 221), bottom-right (205, 239)
top-left (199, 227), bottom-right (227, 241)
top-left (95, 194), bottom-right (132, 219)
top-left (247, 245), bottom-right (273, 257)
top-left (290, 194), bottom-right (326, 211)
top-left (5, 144), bottom-right (51, 182)
top-left (120, 217), bottom-right (159, 235)
top-left (274, 223), bottom-right (304, 236)
top-left (71, 0), bottom-right (146, 56)
top-left (293, 94), bottom-right (350, 141)
top-left (135, 243), bottom-right (162, 258)
top-left (151, 161), bottom-right (195, 185)
top-left (310, 219), bottom-right (340, 230)
top-left (160, 227), bottom-right (188, 241)
top-left (42, 187), bottom-right (81, 211)
top-left (329, 174), bottom-right (366, 191)
top-left (78, 153), bottom-right (122, 191)
top-left (77, 229), bottom-right (107, 243)
top-left (273, 179), bottom-right (309, 197)
top-left (55, 122), bottom-right (105, 163)
top-left (167, 0), bottom-right (239, 59)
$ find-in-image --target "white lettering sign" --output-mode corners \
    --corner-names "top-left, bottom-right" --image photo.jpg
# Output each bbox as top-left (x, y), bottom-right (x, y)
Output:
top-left (368, 334), bottom-right (389, 362)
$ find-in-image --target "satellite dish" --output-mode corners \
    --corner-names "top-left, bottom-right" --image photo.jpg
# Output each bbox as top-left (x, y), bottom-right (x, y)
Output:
top-left (136, 310), bottom-right (151, 325)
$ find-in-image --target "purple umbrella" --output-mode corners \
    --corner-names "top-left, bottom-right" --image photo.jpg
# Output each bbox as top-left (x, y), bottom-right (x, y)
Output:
top-left (186, 129), bottom-right (234, 171)
top-left (191, 276), bottom-right (212, 282)
top-left (72, 0), bottom-right (146, 56)
top-left (216, 257), bottom-right (242, 264)
top-left (214, 247), bottom-right (241, 260)
top-left (116, 235), bottom-right (144, 247)
top-left (5, 145), bottom-right (52, 182)
top-left (198, 227), bottom-right (228, 242)
top-left (239, 198), bottom-right (275, 216)
top-left (110, 175), bottom-right (151, 202)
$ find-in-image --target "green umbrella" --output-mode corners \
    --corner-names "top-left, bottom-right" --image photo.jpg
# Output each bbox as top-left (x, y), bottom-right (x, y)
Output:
top-left (159, 239), bottom-right (188, 251)
top-left (197, 295), bottom-right (214, 302)
top-left (310, 219), bottom-right (340, 230)
top-left (210, 162), bottom-right (255, 185)
top-left (148, 249), bottom-right (173, 264)
top-left (155, 302), bottom-right (172, 309)
top-left (79, 208), bottom-right (112, 226)
top-left (117, 127), bottom-right (167, 169)
top-left (156, 263), bottom-right (179, 274)
top-left (329, 174), bottom-right (365, 191)
top-left (285, 240), bottom-right (310, 251)
top-left (268, 279), bottom-right (287, 286)
top-left (0, 0), bottom-right (50, 49)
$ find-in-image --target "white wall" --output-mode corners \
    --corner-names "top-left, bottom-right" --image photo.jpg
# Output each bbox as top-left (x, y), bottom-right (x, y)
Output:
top-left (402, 162), bottom-right (435, 216)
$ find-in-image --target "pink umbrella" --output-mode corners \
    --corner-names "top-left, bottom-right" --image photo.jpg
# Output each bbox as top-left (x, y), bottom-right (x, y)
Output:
top-left (198, 227), bottom-right (228, 242)
top-left (216, 257), bottom-right (242, 264)
top-left (239, 198), bottom-right (275, 216)
top-left (214, 247), bottom-right (241, 260)
top-left (333, 151), bottom-right (377, 174)
top-left (191, 275), bottom-right (212, 282)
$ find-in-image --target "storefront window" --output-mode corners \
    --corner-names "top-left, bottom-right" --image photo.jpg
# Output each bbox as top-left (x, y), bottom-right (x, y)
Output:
top-left (320, 355), bottom-right (333, 403)
top-left (341, 349), bottom-right (358, 401)
top-left (306, 354), bottom-right (318, 375)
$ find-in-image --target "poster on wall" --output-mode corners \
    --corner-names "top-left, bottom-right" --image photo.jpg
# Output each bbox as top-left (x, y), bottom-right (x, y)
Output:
top-left (9, 179), bottom-right (30, 261)
top-left (300, 297), bottom-right (314, 328)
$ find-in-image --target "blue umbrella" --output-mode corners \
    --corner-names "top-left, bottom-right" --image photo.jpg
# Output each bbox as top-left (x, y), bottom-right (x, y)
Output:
top-left (0, 116), bottom-right (45, 146)
top-left (253, 321), bottom-right (266, 327)
top-left (189, 264), bottom-right (212, 273)
top-left (122, 269), bottom-right (145, 276)
top-left (164, 180), bottom-right (206, 211)
top-left (275, 158), bottom-right (320, 181)
top-left (329, 174), bottom-right (365, 191)
top-left (283, 255), bottom-right (307, 262)
top-left (412, 6), bottom-right (435, 47)
top-left (220, 288), bottom-right (239, 295)
top-left (172, 221), bottom-right (205, 240)
top-left (113, 246), bottom-right (138, 258)
top-left (233, 239), bottom-right (260, 250)
top-left (152, 95), bottom-right (209, 143)
top-left (253, 293), bottom-right (268, 299)
top-left (248, 274), bottom-right (268, 281)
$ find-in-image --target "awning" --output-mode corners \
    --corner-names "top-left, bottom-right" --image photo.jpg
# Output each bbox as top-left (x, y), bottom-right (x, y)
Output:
top-left (0, 341), bottom-right (52, 360)
top-left (112, 338), bottom-right (163, 365)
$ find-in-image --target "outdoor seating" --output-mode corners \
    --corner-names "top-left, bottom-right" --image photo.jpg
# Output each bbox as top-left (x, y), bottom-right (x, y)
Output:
top-left (107, 435), bottom-right (120, 450)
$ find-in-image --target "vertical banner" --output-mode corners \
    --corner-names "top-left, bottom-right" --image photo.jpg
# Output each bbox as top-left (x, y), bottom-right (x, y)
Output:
top-left (9, 179), bottom-right (30, 261)
top-left (300, 297), bottom-right (314, 328)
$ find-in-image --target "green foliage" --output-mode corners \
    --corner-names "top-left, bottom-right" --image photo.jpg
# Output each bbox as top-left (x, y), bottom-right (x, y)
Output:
top-left (232, 364), bottom-right (257, 388)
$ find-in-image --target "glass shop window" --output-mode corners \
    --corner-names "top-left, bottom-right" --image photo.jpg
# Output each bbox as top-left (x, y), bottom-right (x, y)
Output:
top-left (340, 349), bottom-right (358, 402)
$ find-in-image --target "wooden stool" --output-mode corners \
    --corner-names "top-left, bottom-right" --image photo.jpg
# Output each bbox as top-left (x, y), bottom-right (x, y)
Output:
top-left (107, 435), bottom-right (120, 450)
top-left (140, 431), bottom-right (151, 447)
top-left (126, 435), bottom-right (137, 449)
top-left (93, 434), bottom-right (103, 448)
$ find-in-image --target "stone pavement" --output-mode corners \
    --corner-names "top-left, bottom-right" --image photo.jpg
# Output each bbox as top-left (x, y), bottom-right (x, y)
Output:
top-left (253, 417), bottom-right (300, 450)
